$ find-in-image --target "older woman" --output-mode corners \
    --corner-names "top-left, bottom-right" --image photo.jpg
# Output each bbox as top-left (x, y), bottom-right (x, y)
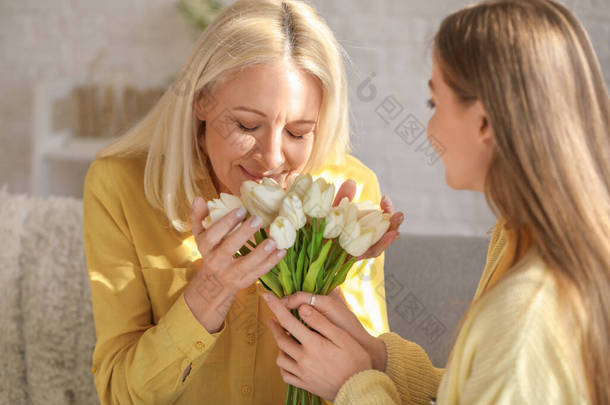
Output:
top-left (265, 0), bottom-right (610, 404)
top-left (83, 0), bottom-right (403, 404)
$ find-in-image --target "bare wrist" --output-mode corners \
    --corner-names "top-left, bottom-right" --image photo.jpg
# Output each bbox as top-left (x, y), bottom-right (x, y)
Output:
top-left (184, 280), bottom-right (236, 334)
top-left (368, 336), bottom-right (387, 372)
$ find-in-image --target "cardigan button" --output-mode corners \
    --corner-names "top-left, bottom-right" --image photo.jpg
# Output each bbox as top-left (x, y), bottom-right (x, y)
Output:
top-left (241, 384), bottom-right (252, 396)
top-left (195, 341), bottom-right (206, 351)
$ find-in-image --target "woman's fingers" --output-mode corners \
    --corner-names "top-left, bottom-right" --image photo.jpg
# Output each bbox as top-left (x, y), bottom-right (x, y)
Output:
top-left (279, 292), bottom-right (355, 336)
top-left (190, 197), bottom-right (209, 238)
top-left (276, 350), bottom-right (302, 381)
top-left (388, 211), bottom-right (404, 232)
top-left (267, 318), bottom-right (305, 364)
top-left (215, 214), bottom-right (262, 258)
top-left (380, 195), bottom-right (394, 214)
top-left (197, 207), bottom-right (248, 254)
top-left (297, 304), bottom-right (348, 347)
top-left (332, 179), bottom-right (356, 207)
top-left (236, 241), bottom-right (286, 287)
top-left (279, 367), bottom-right (304, 390)
top-left (264, 293), bottom-right (318, 346)
top-left (280, 291), bottom-right (319, 310)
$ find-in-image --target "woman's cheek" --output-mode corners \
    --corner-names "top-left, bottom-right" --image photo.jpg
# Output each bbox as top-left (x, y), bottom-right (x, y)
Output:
top-left (285, 138), bottom-right (313, 169)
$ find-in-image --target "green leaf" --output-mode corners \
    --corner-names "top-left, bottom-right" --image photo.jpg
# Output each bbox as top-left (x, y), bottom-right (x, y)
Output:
top-left (254, 229), bottom-right (264, 245)
top-left (287, 247), bottom-right (296, 270)
top-left (259, 271), bottom-right (283, 298)
top-left (278, 259), bottom-right (295, 296)
top-left (325, 257), bottom-right (356, 294)
top-left (302, 239), bottom-right (333, 293)
top-left (295, 246), bottom-right (305, 290)
top-left (260, 228), bottom-right (268, 239)
top-left (247, 239), bottom-right (257, 249)
top-left (321, 250), bottom-right (347, 294)
top-left (309, 218), bottom-right (317, 261)
top-left (238, 245), bottom-right (251, 256)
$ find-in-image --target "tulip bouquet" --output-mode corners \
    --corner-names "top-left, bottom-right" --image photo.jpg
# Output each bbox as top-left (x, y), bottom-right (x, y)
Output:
top-left (202, 174), bottom-right (391, 405)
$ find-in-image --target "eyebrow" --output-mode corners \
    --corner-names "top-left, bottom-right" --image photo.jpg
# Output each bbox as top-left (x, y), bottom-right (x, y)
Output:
top-left (232, 106), bottom-right (316, 125)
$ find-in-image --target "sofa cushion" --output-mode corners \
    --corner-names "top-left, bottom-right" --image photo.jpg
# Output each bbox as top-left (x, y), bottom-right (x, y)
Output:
top-left (0, 187), bottom-right (98, 405)
top-left (384, 233), bottom-right (490, 367)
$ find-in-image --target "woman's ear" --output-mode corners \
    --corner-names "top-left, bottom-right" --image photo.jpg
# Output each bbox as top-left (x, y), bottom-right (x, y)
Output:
top-left (475, 100), bottom-right (494, 148)
top-left (194, 92), bottom-right (208, 122)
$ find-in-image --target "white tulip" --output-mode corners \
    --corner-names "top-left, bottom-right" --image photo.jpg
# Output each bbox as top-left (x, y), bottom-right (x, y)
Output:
top-left (269, 216), bottom-right (297, 249)
top-left (323, 207), bottom-right (344, 238)
top-left (279, 193), bottom-right (307, 229)
top-left (358, 210), bottom-right (391, 245)
top-left (336, 197), bottom-right (391, 256)
top-left (339, 220), bottom-right (374, 257)
top-left (355, 200), bottom-right (379, 219)
top-left (303, 177), bottom-right (335, 218)
top-left (287, 173), bottom-right (313, 200)
top-left (240, 178), bottom-right (286, 227)
top-left (201, 193), bottom-right (244, 229)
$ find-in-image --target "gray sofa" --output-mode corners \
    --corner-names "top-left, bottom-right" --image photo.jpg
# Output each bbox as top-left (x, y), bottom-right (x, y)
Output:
top-left (0, 187), bottom-right (489, 404)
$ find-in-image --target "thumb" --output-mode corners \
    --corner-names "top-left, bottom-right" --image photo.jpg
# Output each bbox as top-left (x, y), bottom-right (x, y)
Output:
top-left (332, 179), bottom-right (356, 207)
top-left (190, 196), bottom-right (209, 236)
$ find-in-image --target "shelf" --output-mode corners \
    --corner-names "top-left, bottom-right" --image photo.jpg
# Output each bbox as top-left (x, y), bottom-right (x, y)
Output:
top-left (40, 136), bottom-right (117, 162)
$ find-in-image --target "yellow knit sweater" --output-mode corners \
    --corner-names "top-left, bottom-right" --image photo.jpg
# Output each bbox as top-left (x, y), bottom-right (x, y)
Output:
top-left (334, 221), bottom-right (590, 404)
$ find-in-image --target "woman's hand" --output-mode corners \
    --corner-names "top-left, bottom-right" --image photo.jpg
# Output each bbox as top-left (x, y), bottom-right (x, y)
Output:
top-left (185, 197), bottom-right (287, 334)
top-left (279, 288), bottom-right (387, 372)
top-left (334, 179), bottom-right (404, 261)
top-left (263, 289), bottom-right (377, 401)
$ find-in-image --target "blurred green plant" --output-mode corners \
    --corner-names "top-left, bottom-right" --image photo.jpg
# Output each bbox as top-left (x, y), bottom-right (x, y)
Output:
top-left (177, 0), bottom-right (223, 32)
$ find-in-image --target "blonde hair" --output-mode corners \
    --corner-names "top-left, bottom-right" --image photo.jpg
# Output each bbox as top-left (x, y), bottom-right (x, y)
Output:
top-left (96, 0), bottom-right (351, 232)
top-left (434, 1), bottom-right (610, 403)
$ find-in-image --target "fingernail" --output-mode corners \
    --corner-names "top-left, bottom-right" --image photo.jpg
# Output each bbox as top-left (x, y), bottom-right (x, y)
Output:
top-left (235, 207), bottom-right (247, 219)
top-left (300, 306), bottom-right (312, 316)
top-left (250, 215), bottom-right (263, 228)
top-left (277, 249), bottom-right (286, 258)
top-left (264, 239), bottom-right (276, 252)
top-left (263, 292), bottom-right (271, 302)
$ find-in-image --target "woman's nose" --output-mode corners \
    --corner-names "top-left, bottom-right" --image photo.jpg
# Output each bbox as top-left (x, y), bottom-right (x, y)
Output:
top-left (256, 129), bottom-right (285, 171)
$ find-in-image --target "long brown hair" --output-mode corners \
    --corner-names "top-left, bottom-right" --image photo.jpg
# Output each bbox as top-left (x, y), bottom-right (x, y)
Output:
top-left (434, 0), bottom-right (610, 403)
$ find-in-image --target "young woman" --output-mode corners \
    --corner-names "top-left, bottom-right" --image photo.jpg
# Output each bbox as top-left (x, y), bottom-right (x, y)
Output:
top-left (82, 1), bottom-right (403, 403)
top-left (264, 0), bottom-right (610, 404)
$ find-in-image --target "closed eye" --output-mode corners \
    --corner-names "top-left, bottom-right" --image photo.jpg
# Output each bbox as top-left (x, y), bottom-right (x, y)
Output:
top-left (237, 122), bottom-right (259, 132)
top-left (286, 129), bottom-right (304, 139)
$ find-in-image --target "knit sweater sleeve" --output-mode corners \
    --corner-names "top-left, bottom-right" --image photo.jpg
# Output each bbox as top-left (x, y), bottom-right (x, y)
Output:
top-left (334, 332), bottom-right (444, 405)
top-left (379, 332), bottom-right (444, 404)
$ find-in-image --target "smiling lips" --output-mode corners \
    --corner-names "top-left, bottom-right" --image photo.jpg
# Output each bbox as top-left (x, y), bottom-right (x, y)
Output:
top-left (240, 165), bottom-right (284, 184)
top-left (239, 165), bottom-right (264, 180)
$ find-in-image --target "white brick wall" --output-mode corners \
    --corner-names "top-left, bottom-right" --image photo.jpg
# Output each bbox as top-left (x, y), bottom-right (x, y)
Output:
top-left (0, 0), bottom-right (608, 236)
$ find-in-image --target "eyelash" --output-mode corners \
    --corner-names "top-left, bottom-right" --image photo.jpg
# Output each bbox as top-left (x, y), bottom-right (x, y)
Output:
top-left (427, 99), bottom-right (436, 109)
top-left (236, 122), bottom-right (303, 139)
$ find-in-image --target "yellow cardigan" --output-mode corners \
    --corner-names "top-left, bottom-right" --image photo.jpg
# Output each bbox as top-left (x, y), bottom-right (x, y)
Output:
top-left (334, 222), bottom-right (590, 404)
top-left (83, 153), bottom-right (391, 405)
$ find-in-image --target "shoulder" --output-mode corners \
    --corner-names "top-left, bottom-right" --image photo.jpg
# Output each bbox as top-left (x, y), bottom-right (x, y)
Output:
top-left (458, 248), bottom-right (589, 402)
top-left (314, 154), bottom-right (381, 203)
top-left (84, 154), bottom-right (147, 195)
